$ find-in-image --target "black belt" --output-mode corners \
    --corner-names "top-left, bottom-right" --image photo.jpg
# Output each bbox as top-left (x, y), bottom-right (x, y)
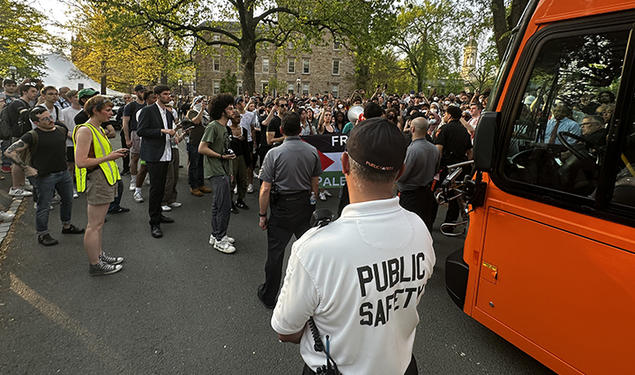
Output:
top-left (276, 190), bottom-right (310, 196)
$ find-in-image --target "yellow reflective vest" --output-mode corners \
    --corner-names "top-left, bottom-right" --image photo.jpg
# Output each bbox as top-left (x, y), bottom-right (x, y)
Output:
top-left (73, 123), bottom-right (121, 192)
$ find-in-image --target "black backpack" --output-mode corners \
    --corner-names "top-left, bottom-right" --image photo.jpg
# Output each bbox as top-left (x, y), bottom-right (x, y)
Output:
top-left (0, 99), bottom-right (32, 140)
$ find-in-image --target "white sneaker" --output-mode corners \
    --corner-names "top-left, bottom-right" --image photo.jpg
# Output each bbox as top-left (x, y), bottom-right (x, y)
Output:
top-left (133, 191), bottom-right (144, 203)
top-left (169, 202), bottom-right (182, 208)
top-left (9, 187), bottom-right (32, 197)
top-left (214, 239), bottom-right (236, 254)
top-left (247, 184), bottom-right (254, 193)
top-left (161, 205), bottom-right (172, 212)
top-left (73, 189), bottom-right (79, 198)
top-left (324, 190), bottom-right (332, 197)
top-left (0, 211), bottom-right (15, 222)
top-left (23, 182), bottom-right (33, 191)
top-left (144, 177), bottom-right (150, 185)
top-left (209, 234), bottom-right (235, 245)
top-left (233, 186), bottom-right (238, 194)
top-left (319, 191), bottom-right (327, 201)
top-left (129, 178), bottom-right (136, 191)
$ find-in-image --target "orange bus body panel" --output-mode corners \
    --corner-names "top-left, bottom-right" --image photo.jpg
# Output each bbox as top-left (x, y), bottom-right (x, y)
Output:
top-left (462, 1), bottom-right (635, 374)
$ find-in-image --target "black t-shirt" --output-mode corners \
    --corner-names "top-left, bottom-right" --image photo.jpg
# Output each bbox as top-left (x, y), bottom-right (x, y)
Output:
top-left (74, 110), bottom-right (89, 126)
top-left (21, 127), bottom-right (68, 176)
top-left (6, 99), bottom-right (31, 135)
top-left (227, 126), bottom-right (248, 156)
top-left (435, 120), bottom-right (472, 166)
top-left (262, 116), bottom-right (282, 148)
top-left (123, 101), bottom-right (146, 131)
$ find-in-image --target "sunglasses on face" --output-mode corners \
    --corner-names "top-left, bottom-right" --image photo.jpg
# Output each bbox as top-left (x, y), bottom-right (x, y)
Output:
top-left (279, 103), bottom-right (287, 108)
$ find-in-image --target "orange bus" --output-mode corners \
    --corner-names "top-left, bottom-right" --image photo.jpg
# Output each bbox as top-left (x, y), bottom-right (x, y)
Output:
top-left (443, 1), bottom-right (635, 374)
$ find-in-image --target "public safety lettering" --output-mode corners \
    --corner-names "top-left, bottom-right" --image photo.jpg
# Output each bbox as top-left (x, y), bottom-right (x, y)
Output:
top-left (356, 252), bottom-right (427, 327)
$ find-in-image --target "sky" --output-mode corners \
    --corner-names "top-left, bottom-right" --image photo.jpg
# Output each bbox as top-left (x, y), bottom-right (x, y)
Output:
top-left (34, 0), bottom-right (73, 45)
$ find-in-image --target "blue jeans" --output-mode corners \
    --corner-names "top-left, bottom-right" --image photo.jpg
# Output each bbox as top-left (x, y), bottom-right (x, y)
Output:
top-left (34, 170), bottom-right (73, 235)
top-left (187, 142), bottom-right (204, 189)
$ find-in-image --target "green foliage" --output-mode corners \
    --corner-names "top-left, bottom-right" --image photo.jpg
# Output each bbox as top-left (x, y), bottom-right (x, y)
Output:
top-left (0, 0), bottom-right (59, 79)
top-left (219, 70), bottom-right (237, 94)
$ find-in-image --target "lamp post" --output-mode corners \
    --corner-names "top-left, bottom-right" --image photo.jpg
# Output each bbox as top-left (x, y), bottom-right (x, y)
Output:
top-left (178, 79), bottom-right (183, 96)
top-left (8, 66), bottom-right (17, 80)
top-left (296, 77), bottom-right (301, 95)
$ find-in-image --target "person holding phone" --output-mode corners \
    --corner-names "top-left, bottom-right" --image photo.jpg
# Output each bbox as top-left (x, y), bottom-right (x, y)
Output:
top-left (73, 95), bottom-right (127, 275)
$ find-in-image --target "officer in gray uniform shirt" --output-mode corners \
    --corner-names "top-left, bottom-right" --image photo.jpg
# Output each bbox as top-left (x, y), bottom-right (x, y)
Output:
top-left (257, 111), bottom-right (322, 308)
top-left (398, 117), bottom-right (440, 230)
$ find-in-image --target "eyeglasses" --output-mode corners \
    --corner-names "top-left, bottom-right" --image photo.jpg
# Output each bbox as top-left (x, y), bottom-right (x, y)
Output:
top-left (39, 116), bottom-right (53, 122)
top-left (279, 103), bottom-right (288, 107)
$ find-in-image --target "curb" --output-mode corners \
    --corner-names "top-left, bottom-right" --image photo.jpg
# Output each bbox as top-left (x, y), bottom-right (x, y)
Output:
top-left (0, 197), bottom-right (23, 245)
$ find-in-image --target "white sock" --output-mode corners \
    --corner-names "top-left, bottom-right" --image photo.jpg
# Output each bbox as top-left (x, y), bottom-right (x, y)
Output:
top-left (135, 187), bottom-right (141, 194)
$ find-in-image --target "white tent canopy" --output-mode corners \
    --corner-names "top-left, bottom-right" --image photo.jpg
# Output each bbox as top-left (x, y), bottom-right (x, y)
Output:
top-left (39, 53), bottom-right (126, 96)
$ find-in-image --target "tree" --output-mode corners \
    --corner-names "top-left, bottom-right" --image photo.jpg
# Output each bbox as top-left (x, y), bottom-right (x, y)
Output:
top-left (70, 1), bottom-right (194, 93)
top-left (393, 0), bottom-right (464, 92)
top-left (0, 0), bottom-right (58, 79)
top-left (219, 70), bottom-right (237, 94)
top-left (88, 0), bottom-right (395, 94)
top-left (490, 0), bottom-right (529, 60)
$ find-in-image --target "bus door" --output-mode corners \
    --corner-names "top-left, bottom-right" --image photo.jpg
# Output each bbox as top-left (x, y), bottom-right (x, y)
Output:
top-left (473, 15), bottom-right (635, 375)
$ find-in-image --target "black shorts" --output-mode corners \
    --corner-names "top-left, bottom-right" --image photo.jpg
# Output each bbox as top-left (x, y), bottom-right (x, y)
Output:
top-left (66, 146), bottom-right (74, 162)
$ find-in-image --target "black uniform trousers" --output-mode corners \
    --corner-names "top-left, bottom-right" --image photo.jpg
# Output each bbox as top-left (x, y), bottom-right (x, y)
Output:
top-left (302, 354), bottom-right (418, 374)
top-left (260, 191), bottom-right (313, 305)
top-left (399, 185), bottom-right (438, 231)
top-left (147, 161), bottom-right (170, 226)
top-left (120, 129), bottom-right (130, 174)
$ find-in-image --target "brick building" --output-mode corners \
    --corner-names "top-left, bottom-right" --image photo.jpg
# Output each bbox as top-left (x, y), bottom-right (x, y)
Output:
top-left (194, 33), bottom-right (355, 98)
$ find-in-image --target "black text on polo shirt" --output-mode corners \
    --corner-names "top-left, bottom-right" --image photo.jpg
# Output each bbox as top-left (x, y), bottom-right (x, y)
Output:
top-left (356, 252), bottom-right (427, 327)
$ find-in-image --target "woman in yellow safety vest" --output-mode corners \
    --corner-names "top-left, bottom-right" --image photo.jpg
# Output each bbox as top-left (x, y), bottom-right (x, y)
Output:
top-left (74, 95), bottom-right (128, 276)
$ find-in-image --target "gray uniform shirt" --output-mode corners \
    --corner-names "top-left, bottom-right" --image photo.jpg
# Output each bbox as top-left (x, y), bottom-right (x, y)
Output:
top-left (397, 138), bottom-right (440, 191)
top-left (259, 136), bottom-right (322, 192)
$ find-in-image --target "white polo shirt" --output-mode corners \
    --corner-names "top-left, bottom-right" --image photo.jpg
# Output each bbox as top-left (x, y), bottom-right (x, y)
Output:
top-left (272, 197), bottom-right (435, 375)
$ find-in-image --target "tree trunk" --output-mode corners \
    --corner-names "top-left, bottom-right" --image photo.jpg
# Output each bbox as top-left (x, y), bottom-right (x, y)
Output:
top-left (160, 70), bottom-right (168, 85)
top-left (490, 0), bottom-right (508, 61)
top-left (491, 0), bottom-right (529, 61)
top-left (100, 60), bottom-right (107, 94)
top-left (240, 40), bottom-right (257, 94)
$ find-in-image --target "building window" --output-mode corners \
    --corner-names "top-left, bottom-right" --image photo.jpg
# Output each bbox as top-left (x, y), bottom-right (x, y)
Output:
top-left (302, 83), bottom-right (309, 96)
top-left (288, 58), bottom-right (295, 74)
top-left (213, 34), bottom-right (220, 41)
top-left (303, 59), bottom-right (310, 74)
top-left (261, 81), bottom-right (269, 93)
top-left (331, 84), bottom-right (339, 98)
top-left (332, 59), bottom-right (340, 75)
top-left (237, 81), bottom-right (243, 96)
top-left (213, 81), bottom-right (220, 94)
top-left (333, 40), bottom-right (341, 50)
top-left (213, 57), bottom-right (220, 72)
top-left (287, 41), bottom-right (294, 49)
top-left (262, 58), bottom-right (269, 73)
top-left (287, 83), bottom-right (295, 94)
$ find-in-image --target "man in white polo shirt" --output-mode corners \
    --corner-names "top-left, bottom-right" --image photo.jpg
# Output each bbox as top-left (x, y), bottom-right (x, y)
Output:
top-left (271, 117), bottom-right (436, 375)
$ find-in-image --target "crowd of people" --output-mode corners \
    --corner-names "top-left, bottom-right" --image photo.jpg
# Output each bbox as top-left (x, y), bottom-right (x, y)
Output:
top-left (0, 77), bottom-right (488, 263)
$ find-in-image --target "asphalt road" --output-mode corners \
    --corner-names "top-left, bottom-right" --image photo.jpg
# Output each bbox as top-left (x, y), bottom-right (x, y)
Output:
top-left (0, 149), bottom-right (554, 374)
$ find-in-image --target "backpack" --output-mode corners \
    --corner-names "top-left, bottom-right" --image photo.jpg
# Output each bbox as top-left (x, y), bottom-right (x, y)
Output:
top-left (0, 99), bottom-right (29, 140)
top-left (0, 99), bottom-right (32, 140)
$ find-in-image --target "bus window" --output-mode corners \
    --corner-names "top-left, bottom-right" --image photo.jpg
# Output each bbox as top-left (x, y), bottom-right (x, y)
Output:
top-left (612, 92), bottom-right (635, 208)
top-left (504, 30), bottom-right (628, 197)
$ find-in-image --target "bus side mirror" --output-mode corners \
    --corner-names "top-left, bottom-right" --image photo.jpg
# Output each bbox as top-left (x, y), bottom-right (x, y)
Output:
top-left (473, 111), bottom-right (499, 172)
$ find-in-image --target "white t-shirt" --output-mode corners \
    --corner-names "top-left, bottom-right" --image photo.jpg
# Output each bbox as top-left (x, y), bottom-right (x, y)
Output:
top-left (272, 197), bottom-right (435, 375)
top-left (239, 110), bottom-right (258, 142)
top-left (60, 106), bottom-right (82, 147)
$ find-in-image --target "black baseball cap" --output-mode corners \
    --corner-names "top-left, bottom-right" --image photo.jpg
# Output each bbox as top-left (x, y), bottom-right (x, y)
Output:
top-left (347, 117), bottom-right (406, 173)
top-left (234, 96), bottom-right (244, 105)
top-left (134, 84), bottom-right (145, 92)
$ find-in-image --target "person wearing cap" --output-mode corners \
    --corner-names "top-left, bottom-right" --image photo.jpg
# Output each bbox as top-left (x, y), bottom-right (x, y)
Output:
top-left (435, 105), bottom-right (473, 228)
top-left (272, 117), bottom-right (435, 375)
top-left (398, 117), bottom-right (440, 231)
top-left (73, 88), bottom-right (99, 126)
top-left (256, 111), bottom-right (321, 309)
top-left (122, 85), bottom-right (147, 193)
